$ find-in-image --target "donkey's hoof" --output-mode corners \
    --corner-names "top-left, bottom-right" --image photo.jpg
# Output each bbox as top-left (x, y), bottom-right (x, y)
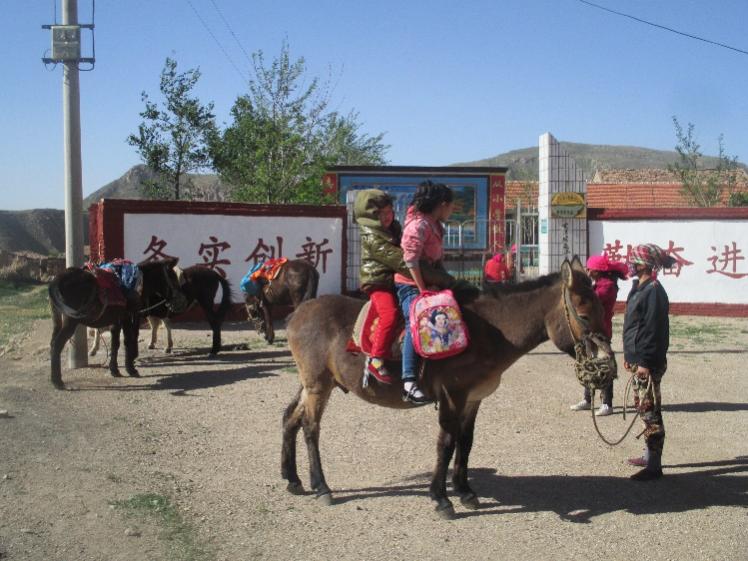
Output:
top-left (110, 369), bottom-right (123, 378)
top-left (126, 368), bottom-right (140, 378)
top-left (165, 347), bottom-right (172, 354)
top-left (286, 481), bottom-right (305, 495)
top-left (52, 380), bottom-right (66, 391)
top-left (316, 492), bottom-right (333, 506)
top-left (147, 343), bottom-right (156, 350)
top-left (88, 350), bottom-right (98, 357)
top-left (460, 493), bottom-right (480, 510)
top-left (435, 503), bottom-right (456, 520)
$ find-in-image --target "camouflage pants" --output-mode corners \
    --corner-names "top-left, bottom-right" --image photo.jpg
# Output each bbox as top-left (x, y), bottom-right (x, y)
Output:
top-left (630, 362), bottom-right (666, 457)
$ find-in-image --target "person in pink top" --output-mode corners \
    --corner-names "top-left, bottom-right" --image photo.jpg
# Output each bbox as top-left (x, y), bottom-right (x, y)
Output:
top-left (570, 254), bottom-right (628, 415)
top-left (395, 181), bottom-right (455, 405)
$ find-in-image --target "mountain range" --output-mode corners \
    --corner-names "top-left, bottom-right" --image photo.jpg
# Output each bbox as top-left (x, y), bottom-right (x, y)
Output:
top-left (3, 142), bottom-right (742, 255)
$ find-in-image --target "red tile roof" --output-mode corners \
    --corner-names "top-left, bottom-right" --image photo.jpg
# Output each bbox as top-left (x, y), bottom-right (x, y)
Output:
top-left (505, 174), bottom-right (747, 209)
top-left (587, 183), bottom-right (687, 208)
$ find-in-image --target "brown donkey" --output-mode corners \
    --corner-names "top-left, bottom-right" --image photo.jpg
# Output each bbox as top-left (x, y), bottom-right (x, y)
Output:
top-left (48, 259), bottom-right (185, 389)
top-left (282, 258), bottom-right (613, 518)
top-left (245, 259), bottom-right (319, 344)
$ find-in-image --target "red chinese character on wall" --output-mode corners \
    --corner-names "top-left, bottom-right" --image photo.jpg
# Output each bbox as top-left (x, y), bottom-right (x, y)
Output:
top-left (706, 242), bottom-right (748, 279)
top-left (296, 237), bottom-right (333, 273)
top-left (662, 240), bottom-right (694, 277)
top-left (198, 236), bottom-right (232, 277)
top-left (142, 235), bottom-right (177, 262)
top-left (603, 240), bottom-right (633, 263)
top-left (244, 236), bottom-right (284, 264)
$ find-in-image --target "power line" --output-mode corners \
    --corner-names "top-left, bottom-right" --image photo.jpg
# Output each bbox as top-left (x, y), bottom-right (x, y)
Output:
top-left (576, 0), bottom-right (748, 56)
top-left (185, 0), bottom-right (249, 84)
top-left (208, 0), bottom-right (254, 65)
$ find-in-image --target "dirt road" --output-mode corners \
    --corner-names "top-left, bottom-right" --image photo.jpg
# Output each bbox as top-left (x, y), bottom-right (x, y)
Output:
top-left (1, 316), bottom-right (746, 561)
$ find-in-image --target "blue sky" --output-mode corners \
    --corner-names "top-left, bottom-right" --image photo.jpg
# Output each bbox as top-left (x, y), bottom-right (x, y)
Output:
top-left (3, 0), bottom-right (747, 210)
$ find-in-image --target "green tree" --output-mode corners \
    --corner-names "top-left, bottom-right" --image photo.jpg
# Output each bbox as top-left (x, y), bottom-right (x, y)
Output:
top-left (668, 117), bottom-right (739, 207)
top-left (212, 42), bottom-right (388, 204)
top-left (127, 58), bottom-right (217, 200)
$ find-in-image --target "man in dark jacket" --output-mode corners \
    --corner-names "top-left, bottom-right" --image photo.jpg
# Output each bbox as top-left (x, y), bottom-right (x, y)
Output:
top-left (623, 243), bottom-right (675, 481)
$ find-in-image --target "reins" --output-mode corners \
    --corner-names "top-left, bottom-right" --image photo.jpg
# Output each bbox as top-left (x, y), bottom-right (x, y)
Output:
top-left (562, 282), bottom-right (643, 447)
top-left (139, 298), bottom-right (168, 315)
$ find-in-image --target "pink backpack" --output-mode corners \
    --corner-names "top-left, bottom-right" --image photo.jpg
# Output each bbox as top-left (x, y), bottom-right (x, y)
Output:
top-left (409, 289), bottom-right (469, 359)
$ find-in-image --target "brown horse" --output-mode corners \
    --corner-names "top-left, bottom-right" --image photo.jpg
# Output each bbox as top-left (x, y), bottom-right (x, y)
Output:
top-left (245, 259), bottom-right (320, 344)
top-left (145, 265), bottom-right (232, 355)
top-left (48, 259), bottom-right (185, 390)
top-left (281, 257), bottom-right (614, 518)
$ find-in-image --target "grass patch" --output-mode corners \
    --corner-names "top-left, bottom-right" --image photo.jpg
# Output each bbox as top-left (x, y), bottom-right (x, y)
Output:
top-left (0, 281), bottom-right (50, 351)
top-left (110, 493), bottom-right (210, 561)
top-left (281, 366), bottom-right (298, 374)
top-left (669, 318), bottom-right (732, 346)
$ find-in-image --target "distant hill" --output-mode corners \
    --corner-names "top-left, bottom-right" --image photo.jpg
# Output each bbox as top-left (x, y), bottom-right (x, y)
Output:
top-left (0, 209), bottom-right (66, 255)
top-left (4, 142), bottom-right (745, 255)
top-left (83, 165), bottom-right (228, 208)
top-left (455, 142), bottom-right (747, 180)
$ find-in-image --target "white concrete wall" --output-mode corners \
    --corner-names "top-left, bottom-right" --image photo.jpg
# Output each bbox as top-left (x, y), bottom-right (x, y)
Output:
top-left (123, 213), bottom-right (344, 300)
top-left (589, 219), bottom-right (748, 304)
top-left (538, 133), bottom-right (587, 274)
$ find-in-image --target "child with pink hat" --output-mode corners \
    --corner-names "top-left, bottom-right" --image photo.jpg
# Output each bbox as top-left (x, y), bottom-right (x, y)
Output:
top-left (569, 253), bottom-right (627, 415)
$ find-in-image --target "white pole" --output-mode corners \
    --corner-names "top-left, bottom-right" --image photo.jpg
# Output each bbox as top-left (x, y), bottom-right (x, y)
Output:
top-left (62, 0), bottom-right (88, 368)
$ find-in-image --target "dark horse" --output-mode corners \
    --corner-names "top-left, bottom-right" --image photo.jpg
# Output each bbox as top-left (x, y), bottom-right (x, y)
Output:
top-left (281, 258), bottom-right (614, 518)
top-left (245, 259), bottom-right (319, 344)
top-left (48, 258), bottom-right (184, 390)
top-left (146, 265), bottom-right (232, 355)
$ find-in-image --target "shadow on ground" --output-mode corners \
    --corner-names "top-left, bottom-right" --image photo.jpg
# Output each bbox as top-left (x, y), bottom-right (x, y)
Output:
top-left (662, 401), bottom-right (748, 413)
top-left (69, 358), bottom-right (288, 393)
top-left (137, 348), bottom-right (292, 367)
top-left (329, 457), bottom-right (748, 522)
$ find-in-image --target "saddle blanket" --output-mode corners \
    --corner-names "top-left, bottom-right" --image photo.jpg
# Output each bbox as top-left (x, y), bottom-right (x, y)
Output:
top-left (250, 258), bottom-right (288, 283)
top-left (347, 300), bottom-right (403, 360)
top-left (88, 267), bottom-right (127, 308)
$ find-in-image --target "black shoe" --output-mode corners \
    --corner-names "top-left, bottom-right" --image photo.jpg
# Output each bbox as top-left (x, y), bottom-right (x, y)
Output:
top-left (402, 385), bottom-right (432, 406)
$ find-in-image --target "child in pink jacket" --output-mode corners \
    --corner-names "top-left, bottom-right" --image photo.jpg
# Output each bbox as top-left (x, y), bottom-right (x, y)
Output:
top-left (394, 181), bottom-right (455, 405)
top-left (570, 254), bottom-right (628, 415)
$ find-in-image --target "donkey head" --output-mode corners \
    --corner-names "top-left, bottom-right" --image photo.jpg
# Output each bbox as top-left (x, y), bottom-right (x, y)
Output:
top-left (547, 256), bottom-right (610, 357)
top-left (244, 294), bottom-right (266, 334)
top-left (140, 258), bottom-right (189, 314)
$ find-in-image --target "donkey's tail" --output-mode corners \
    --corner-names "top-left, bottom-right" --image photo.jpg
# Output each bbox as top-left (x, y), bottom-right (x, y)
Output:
top-left (303, 266), bottom-right (320, 301)
top-left (48, 269), bottom-right (99, 319)
top-left (216, 275), bottom-right (232, 319)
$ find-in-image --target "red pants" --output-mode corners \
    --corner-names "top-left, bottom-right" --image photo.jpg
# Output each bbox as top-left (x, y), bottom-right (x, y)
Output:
top-left (369, 289), bottom-right (400, 359)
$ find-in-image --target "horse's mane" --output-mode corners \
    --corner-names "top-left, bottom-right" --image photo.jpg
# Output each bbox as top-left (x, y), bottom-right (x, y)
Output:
top-left (482, 272), bottom-right (560, 297)
top-left (481, 270), bottom-right (594, 299)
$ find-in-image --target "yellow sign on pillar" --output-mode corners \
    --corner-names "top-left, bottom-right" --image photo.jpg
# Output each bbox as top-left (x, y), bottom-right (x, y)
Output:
top-left (550, 192), bottom-right (586, 218)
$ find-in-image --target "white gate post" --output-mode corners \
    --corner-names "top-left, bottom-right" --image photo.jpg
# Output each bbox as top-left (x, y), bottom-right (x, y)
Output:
top-left (538, 133), bottom-right (588, 274)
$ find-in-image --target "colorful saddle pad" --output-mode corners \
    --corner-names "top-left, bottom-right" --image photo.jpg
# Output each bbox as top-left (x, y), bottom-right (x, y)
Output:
top-left (250, 258), bottom-right (288, 283)
top-left (90, 267), bottom-right (127, 308)
top-left (349, 300), bottom-right (403, 360)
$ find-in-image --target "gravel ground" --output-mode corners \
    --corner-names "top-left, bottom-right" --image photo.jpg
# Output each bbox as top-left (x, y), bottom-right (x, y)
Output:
top-left (0, 316), bottom-right (746, 561)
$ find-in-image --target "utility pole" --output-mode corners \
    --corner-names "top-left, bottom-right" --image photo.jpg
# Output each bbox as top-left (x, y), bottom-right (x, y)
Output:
top-left (44, 0), bottom-right (95, 368)
top-left (63, 0), bottom-right (87, 368)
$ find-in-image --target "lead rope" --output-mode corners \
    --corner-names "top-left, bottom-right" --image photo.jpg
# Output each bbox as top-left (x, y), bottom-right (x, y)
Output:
top-left (562, 284), bottom-right (645, 446)
top-left (589, 368), bottom-right (652, 446)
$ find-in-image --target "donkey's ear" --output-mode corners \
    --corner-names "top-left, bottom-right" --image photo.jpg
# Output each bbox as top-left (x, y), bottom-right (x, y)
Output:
top-left (166, 256), bottom-right (180, 269)
top-left (571, 255), bottom-right (585, 273)
top-left (560, 259), bottom-right (574, 288)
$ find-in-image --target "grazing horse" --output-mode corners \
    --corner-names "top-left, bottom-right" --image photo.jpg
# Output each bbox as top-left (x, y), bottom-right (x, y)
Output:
top-left (145, 265), bottom-right (232, 355)
top-left (48, 259), bottom-right (184, 390)
top-left (281, 258), bottom-right (614, 518)
top-left (245, 259), bottom-right (319, 344)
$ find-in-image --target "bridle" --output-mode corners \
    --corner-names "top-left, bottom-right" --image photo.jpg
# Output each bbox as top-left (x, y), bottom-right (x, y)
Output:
top-left (138, 265), bottom-right (186, 315)
top-left (562, 280), bottom-right (643, 447)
